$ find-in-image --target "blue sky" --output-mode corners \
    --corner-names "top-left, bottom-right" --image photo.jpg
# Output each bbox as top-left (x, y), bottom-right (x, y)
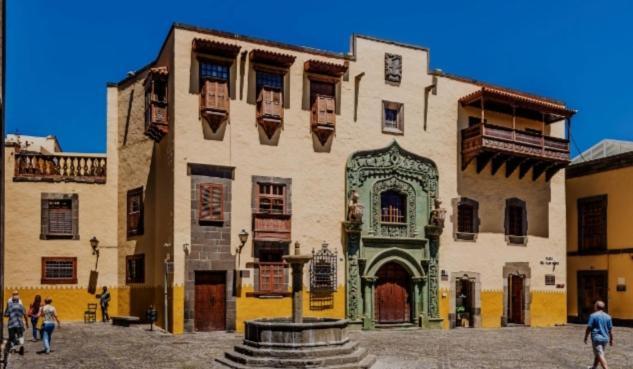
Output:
top-left (7, 0), bottom-right (633, 154)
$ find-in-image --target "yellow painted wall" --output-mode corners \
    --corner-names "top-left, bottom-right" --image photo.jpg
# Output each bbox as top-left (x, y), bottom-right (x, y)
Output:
top-left (439, 288), bottom-right (449, 329)
top-left (531, 291), bottom-right (566, 327)
top-left (235, 285), bottom-right (346, 332)
top-left (566, 165), bottom-right (633, 321)
top-left (481, 290), bottom-right (503, 328)
top-left (4, 287), bottom-right (119, 322)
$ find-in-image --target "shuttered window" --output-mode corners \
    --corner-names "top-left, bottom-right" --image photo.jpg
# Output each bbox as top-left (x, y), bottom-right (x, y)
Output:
top-left (199, 183), bottom-right (224, 222)
top-left (41, 257), bottom-right (77, 284)
top-left (505, 198), bottom-right (527, 243)
top-left (126, 254), bottom-right (145, 284)
top-left (48, 200), bottom-right (73, 236)
top-left (578, 195), bottom-right (607, 251)
top-left (127, 187), bottom-right (144, 237)
top-left (201, 80), bottom-right (230, 111)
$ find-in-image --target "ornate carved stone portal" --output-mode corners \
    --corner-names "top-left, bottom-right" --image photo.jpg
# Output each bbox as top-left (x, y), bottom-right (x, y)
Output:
top-left (345, 141), bottom-right (442, 329)
top-left (384, 53), bottom-right (402, 84)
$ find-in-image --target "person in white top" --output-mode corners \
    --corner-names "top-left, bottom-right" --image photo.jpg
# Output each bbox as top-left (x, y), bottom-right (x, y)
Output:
top-left (37, 297), bottom-right (60, 355)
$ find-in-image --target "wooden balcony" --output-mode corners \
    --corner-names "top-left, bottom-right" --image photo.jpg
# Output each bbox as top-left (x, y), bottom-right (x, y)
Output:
top-left (253, 213), bottom-right (291, 242)
top-left (461, 123), bottom-right (570, 181)
top-left (14, 152), bottom-right (107, 184)
top-left (145, 101), bottom-right (168, 142)
top-left (200, 79), bottom-right (229, 133)
top-left (311, 95), bottom-right (336, 145)
top-left (256, 88), bottom-right (283, 139)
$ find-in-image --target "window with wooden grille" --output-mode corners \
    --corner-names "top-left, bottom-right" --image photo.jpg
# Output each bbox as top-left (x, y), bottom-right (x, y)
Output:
top-left (457, 197), bottom-right (479, 237)
top-left (381, 190), bottom-right (407, 224)
top-left (41, 257), bottom-right (77, 284)
top-left (257, 183), bottom-right (285, 214)
top-left (505, 198), bottom-right (527, 243)
top-left (126, 254), bottom-right (145, 284)
top-left (257, 247), bottom-right (286, 293)
top-left (47, 200), bottom-right (73, 236)
top-left (578, 195), bottom-right (607, 251)
top-left (127, 187), bottom-right (144, 237)
top-left (382, 101), bottom-right (404, 134)
top-left (545, 274), bottom-right (556, 286)
top-left (256, 72), bottom-right (283, 119)
top-left (198, 183), bottom-right (224, 223)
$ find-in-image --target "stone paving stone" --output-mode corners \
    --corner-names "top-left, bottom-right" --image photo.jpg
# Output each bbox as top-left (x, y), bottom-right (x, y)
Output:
top-left (5, 323), bottom-right (633, 369)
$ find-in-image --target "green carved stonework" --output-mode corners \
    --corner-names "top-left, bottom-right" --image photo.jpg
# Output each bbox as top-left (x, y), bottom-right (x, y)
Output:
top-left (344, 141), bottom-right (442, 328)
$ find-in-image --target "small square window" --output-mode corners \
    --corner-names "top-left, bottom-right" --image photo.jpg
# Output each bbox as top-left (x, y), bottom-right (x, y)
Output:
top-left (382, 101), bottom-right (403, 134)
top-left (545, 275), bottom-right (555, 286)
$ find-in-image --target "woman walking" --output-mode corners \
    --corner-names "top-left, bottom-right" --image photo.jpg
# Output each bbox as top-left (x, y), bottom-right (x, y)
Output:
top-left (27, 295), bottom-right (42, 341)
top-left (38, 297), bottom-right (60, 354)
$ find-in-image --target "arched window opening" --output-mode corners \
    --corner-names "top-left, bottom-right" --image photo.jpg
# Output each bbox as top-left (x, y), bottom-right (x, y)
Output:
top-left (381, 190), bottom-right (407, 224)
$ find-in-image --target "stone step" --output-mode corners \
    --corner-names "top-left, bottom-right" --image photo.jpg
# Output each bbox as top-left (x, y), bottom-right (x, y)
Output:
top-left (216, 347), bottom-right (371, 368)
top-left (374, 322), bottom-right (417, 330)
top-left (234, 341), bottom-right (359, 359)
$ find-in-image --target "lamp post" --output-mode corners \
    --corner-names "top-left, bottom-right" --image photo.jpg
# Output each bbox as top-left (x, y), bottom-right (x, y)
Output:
top-left (234, 230), bottom-right (249, 298)
top-left (90, 236), bottom-right (100, 270)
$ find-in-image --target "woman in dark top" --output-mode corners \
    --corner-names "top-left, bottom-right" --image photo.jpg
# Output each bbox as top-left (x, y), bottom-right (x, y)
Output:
top-left (27, 295), bottom-right (42, 341)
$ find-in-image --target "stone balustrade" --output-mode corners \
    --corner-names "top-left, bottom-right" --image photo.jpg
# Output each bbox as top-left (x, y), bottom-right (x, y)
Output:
top-left (14, 152), bottom-right (107, 184)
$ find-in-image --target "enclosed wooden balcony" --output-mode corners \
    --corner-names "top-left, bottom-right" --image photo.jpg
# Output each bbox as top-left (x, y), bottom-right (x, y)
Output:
top-left (253, 213), bottom-right (291, 242)
top-left (14, 152), bottom-right (107, 184)
top-left (460, 86), bottom-right (575, 181)
top-left (311, 94), bottom-right (336, 145)
top-left (200, 79), bottom-right (230, 132)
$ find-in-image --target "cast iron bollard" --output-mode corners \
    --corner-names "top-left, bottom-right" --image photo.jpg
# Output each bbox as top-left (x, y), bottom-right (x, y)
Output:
top-left (146, 305), bottom-right (157, 331)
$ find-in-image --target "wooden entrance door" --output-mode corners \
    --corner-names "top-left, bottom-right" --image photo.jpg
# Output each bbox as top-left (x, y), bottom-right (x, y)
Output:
top-left (578, 271), bottom-right (608, 322)
top-left (375, 262), bottom-right (410, 323)
top-left (508, 275), bottom-right (524, 324)
top-left (195, 271), bottom-right (226, 331)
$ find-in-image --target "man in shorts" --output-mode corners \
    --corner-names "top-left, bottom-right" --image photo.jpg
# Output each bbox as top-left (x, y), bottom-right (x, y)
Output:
top-left (584, 300), bottom-right (613, 369)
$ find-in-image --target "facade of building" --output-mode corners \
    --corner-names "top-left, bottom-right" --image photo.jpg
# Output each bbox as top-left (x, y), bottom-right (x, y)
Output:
top-left (3, 134), bottom-right (118, 321)
top-left (5, 23), bottom-right (575, 333)
top-left (566, 142), bottom-right (633, 325)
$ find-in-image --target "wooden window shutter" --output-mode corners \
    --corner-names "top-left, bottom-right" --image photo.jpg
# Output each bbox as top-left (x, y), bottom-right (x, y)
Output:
top-left (199, 183), bottom-right (224, 222)
top-left (48, 200), bottom-right (73, 236)
top-left (505, 198), bottom-right (526, 236)
top-left (258, 88), bottom-right (283, 118)
top-left (127, 188), bottom-right (144, 236)
top-left (203, 80), bottom-right (229, 112)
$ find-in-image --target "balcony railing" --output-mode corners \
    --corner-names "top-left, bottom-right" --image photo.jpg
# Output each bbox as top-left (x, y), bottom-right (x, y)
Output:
top-left (14, 152), bottom-right (107, 184)
top-left (461, 123), bottom-right (570, 180)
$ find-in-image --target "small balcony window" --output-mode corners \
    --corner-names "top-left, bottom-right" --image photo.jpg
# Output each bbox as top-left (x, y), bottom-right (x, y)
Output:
top-left (144, 67), bottom-right (169, 142)
top-left (456, 197), bottom-right (479, 241)
top-left (310, 80), bottom-right (336, 145)
top-left (505, 198), bottom-right (527, 245)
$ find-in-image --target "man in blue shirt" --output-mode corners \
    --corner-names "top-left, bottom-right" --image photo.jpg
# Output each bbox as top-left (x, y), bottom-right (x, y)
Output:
top-left (4, 292), bottom-right (29, 355)
top-left (584, 300), bottom-right (613, 369)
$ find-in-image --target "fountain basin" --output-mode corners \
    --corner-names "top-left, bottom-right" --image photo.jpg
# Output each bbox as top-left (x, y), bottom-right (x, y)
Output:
top-left (244, 317), bottom-right (349, 349)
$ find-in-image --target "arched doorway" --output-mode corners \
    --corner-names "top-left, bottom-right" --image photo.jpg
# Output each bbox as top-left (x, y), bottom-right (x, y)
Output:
top-left (375, 262), bottom-right (411, 323)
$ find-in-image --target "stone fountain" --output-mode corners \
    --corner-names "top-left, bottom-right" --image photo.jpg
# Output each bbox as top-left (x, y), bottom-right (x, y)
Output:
top-left (216, 242), bottom-right (375, 369)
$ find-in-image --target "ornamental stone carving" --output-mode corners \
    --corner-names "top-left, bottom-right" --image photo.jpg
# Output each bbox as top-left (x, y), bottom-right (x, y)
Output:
top-left (385, 53), bottom-right (402, 84)
top-left (347, 141), bottom-right (438, 195)
top-left (429, 198), bottom-right (447, 229)
top-left (347, 190), bottom-right (364, 224)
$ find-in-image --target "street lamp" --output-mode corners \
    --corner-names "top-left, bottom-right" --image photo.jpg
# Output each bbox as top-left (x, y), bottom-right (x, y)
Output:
top-left (90, 236), bottom-right (100, 257)
top-left (238, 229), bottom-right (249, 250)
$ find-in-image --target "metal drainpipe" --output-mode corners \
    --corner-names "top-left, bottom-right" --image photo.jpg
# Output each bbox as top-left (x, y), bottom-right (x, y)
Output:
top-left (0, 0), bottom-right (6, 342)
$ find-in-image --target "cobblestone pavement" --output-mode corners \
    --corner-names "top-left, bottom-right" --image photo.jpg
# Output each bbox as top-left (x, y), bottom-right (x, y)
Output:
top-left (5, 323), bottom-right (633, 369)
